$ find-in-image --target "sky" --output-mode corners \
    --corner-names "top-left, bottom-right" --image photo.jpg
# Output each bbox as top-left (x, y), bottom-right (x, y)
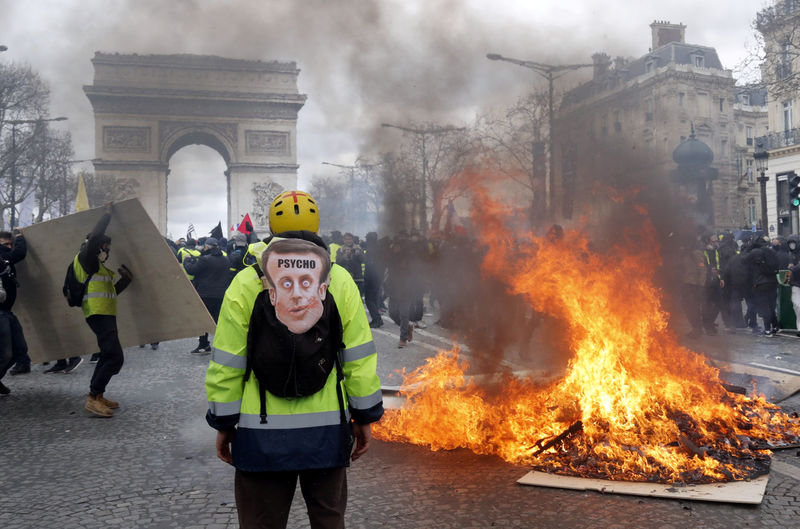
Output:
top-left (0, 0), bottom-right (771, 237)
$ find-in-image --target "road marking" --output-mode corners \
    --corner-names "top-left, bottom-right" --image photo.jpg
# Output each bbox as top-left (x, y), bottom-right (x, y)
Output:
top-left (748, 363), bottom-right (800, 377)
top-left (772, 460), bottom-right (800, 481)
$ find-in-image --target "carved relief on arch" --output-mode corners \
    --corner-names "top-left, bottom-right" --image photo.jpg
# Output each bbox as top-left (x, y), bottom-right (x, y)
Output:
top-left (158, 120), bottom-right (238, 162)
top-left (251, 180), bottom-right (285, 226)
top-left (103, 126), bottom-right (151, 152)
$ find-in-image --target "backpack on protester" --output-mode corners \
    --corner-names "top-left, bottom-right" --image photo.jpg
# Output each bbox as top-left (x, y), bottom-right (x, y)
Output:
top-left (62, 261), bottom-right (91, 307)
top-left (244, 264), bottom-right (347, 425)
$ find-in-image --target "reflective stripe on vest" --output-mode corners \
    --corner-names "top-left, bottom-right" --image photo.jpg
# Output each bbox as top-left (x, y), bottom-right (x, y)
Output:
top-left (238, 409), bottom-right (350, 430)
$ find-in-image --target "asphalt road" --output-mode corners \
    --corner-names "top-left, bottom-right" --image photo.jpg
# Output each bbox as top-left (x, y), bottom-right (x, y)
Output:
top-left (2, 310), bottom-right (800, 528)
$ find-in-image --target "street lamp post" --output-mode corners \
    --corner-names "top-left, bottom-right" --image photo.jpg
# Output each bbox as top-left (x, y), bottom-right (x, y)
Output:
top-left (486, 53), bottom-right (593, 217)
top-left (6, 117), bottom-right (67, 228)
top-left (380, 123), bottom-right (465, 233)
top-left (754, 149), bottom-right (770, 234)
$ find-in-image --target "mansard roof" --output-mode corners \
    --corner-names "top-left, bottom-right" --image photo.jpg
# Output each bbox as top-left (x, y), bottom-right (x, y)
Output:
top-left (564, 42), bottom-right (726, 105)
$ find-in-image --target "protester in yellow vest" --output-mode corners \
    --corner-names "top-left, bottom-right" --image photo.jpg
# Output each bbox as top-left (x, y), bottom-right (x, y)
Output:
top-left (76, 203), bottom-right (134, 418)
top-left (205, 190), bottom-right (382, 528)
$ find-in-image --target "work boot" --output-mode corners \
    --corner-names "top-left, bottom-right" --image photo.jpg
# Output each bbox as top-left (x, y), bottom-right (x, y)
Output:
top-left (85, 395), bottom-right (113, 418)
top-left (96, 393), bottom-right (119, 409)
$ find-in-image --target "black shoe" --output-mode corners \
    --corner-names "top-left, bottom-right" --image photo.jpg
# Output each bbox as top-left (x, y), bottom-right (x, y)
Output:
top-left (44, 361), bottom-right (68, 374)
top-left (90, 353), bottom-right (101, 363)
top-left (369, 319), bottom-right (384, 328)
top-left (0, 382), bottom-right (9, 395)
top-left (151, 343), bottom-right (159, 350)
top-left (190, 346), bottom-right (212, 355)
top-left (10, 364), bottom-right (31, 375)
top-left (63, 357), bottom-right (84, 374)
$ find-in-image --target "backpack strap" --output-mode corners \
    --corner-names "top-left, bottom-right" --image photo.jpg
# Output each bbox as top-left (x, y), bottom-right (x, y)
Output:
top-left (334, 352), bottom-right (347, 426)
top-left (258, 383), bottom-right (268, 424)
top-left (244, 263), bottom-right (265, 385)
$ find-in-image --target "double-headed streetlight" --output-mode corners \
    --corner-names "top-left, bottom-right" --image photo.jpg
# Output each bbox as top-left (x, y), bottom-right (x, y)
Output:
top-left (381, 123), bottom-right (465, 233)
top-left (486, 53), bottom-right (593, 215)
top-left (7, 116), bottom-right (68, 228)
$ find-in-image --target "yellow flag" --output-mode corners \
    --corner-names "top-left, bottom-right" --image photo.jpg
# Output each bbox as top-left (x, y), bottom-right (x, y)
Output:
top-left (75, 174), bottom-right (90, 212)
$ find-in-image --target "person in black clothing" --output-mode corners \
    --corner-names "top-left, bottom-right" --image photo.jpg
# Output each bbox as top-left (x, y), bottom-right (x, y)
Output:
top-left (774, 237), bottom-right (795, 270)
top-left (0, 229), bottom-right (28, 395)
top-left (183, 237), bottom-right (230, 354)
top-left (386, 232), bottom-right (415, 347)
top-left (363, 232), bottom-right (385, 328)
top-left (227, 231), bottom-right (249, 282)
top-left (743, 237), bottom-right (780, 335)
top-left (336, 232), bottom-right (365, 295)
top-left (722, 251), bottom-right (753, 329)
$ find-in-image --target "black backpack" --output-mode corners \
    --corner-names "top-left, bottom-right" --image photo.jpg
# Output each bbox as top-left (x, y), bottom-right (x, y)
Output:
top-left (63, 261), bottom-right (91, 307)
top-left (245, 277), bottom-right (346, 425)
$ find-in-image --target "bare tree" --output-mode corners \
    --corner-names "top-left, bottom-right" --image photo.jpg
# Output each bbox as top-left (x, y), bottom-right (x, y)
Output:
top-left (383, 122), bottom-right (471, 234)
top-left (474, 90), bottom-right (550, 222)
top-left (33, 130), bottom-right (75, 222)
top-left (0, 62), bottom-right (58, 227)
top-left (742, 2), bottom-right (800, 98)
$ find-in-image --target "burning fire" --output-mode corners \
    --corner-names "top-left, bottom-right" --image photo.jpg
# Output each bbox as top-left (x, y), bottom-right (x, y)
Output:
top-left (374, 184), bottom-right (800, 484)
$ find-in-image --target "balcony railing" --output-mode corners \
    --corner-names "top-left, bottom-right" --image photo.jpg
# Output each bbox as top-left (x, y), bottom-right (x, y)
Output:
top-left (754, 127), bottom-right (800, 151)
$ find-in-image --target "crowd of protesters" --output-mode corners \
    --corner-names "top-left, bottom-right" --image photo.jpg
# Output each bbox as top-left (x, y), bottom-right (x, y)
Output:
top-left (678, 231), bottom-right (800, 338)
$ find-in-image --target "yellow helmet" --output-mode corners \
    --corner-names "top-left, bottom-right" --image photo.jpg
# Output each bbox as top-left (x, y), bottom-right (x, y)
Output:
top-left (269, 190), bottom-right (320, 234)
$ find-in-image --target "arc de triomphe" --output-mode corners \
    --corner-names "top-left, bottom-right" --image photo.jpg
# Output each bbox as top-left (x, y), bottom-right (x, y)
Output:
top-left (83, 52), bottom-right (306, 235)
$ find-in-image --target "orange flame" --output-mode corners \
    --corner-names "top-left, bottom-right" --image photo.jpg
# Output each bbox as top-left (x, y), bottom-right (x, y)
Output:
top-left (374, 178), bottom-right (800, 483)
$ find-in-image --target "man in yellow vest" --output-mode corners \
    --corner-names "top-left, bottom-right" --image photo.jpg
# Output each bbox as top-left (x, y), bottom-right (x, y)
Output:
top-left (75, 203), bottom-right (134, 418)
top-left (205, 190), bottom-right (382, 528)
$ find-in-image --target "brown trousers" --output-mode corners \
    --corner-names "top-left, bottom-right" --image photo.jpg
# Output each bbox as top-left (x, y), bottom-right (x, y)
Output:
top-left (235, 467), bottom-right (347, 529)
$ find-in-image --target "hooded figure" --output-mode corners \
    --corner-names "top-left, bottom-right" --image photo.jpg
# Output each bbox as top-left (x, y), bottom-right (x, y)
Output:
top-left (184, 235), bottom-right (231, 354)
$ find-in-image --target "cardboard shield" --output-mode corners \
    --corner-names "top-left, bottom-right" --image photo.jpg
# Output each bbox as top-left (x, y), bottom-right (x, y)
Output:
top-left (13, 198), bottom-right (216, 363)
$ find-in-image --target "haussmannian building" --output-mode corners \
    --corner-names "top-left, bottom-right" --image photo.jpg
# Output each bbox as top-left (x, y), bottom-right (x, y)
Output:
top-left (554, 21), bottom-right (767, 232)
top-left (754, 0), bottom-right (800, 237)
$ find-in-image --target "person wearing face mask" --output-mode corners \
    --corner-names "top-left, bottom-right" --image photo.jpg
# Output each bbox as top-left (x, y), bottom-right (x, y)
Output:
top-left (183, 236), bottom-right (230, 354)
top-left (206, 190), bottom-right (382, 529)
top-left (74, 203), bottom-right (134, 417)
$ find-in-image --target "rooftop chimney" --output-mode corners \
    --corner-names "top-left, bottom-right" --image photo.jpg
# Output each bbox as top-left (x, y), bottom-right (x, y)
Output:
top-left (650, 20), bottom-right (686, 50)
top-left (592, 52), bottom-right (611, 79)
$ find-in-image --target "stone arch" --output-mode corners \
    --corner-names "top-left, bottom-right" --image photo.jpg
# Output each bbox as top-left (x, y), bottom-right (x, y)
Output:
top-left (161, 125), bottom-right (234, 165)
top-left (84, 53), bottom-right (306, 235)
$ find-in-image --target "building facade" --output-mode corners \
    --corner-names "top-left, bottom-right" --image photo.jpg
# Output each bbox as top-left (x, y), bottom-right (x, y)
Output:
top-left (555, 21), bottom-right (766, 231)
top-left (754, 0), bottom-right (800, 237)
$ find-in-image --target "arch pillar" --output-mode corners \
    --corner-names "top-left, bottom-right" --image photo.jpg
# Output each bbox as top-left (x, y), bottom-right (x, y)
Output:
top-left (93, 160), bottom-right (169, 232)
